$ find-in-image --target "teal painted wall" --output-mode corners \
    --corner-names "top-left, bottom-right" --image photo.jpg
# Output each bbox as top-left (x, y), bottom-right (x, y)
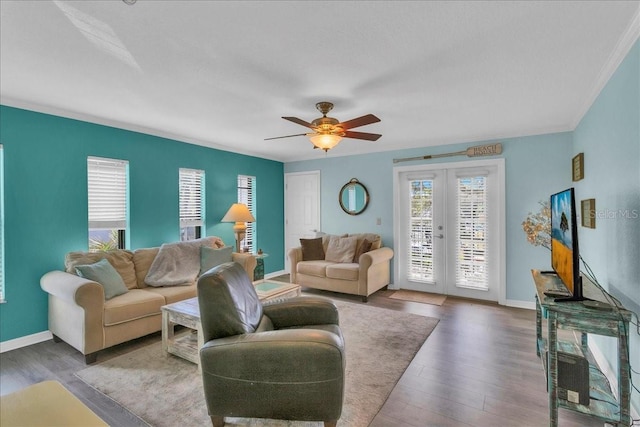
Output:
top-left (0, 106), bottom-right (284, 342)
top-left (573, 39), bottom-right (639, 415)
top-left (285, 132), bottom-right (573, 302)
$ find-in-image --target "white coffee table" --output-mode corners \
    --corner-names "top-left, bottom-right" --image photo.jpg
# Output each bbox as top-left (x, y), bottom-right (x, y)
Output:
top-left (161, 280), bottom-right (301, 369)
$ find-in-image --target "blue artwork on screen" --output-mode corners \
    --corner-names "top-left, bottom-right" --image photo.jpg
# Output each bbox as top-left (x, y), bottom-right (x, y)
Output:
top-left (551, 189), bottom-right (573, 249)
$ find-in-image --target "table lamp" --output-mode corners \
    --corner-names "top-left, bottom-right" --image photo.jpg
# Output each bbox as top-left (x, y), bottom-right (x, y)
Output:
top-left (221, 203), bottom-right (255, 252)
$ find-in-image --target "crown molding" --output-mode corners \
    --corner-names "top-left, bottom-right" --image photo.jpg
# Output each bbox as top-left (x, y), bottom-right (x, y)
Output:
top-left (570, 6), bottom-right (640, 130)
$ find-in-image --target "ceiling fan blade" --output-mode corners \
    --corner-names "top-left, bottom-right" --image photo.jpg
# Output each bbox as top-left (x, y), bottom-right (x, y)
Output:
top-left (343, 130), bottom-right (382, 141)
top-left (282, 117), bottom-right (314, 129)
top-left (264, 133), bottom-right (309, 141)
top-left (338, 114), bottom-right (380, 130)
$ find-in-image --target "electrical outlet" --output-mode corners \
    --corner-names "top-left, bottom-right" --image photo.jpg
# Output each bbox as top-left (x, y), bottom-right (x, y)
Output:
top-left (376, 217), bottom-right (381, 225)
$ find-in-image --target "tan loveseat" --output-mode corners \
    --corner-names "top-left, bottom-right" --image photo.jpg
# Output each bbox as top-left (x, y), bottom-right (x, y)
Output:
top-left (289, 233), bottom-right (394, 302)
top-left (40, 237), bottom-right (256, 363)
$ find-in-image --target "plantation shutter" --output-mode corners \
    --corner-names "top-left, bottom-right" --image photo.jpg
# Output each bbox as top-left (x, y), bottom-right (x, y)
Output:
top-left (238, 175), bottom-right (255, 251)
top-left (87, 157), bottom-right (128, 230)
top-left (407, 176), bottom-right (434, 283)
top-left (456, 173), bottom-right (489, 290)
top-left (179, 168), bottom-right (204, 228)
top-left (0, 145), bottom-right (4, 302)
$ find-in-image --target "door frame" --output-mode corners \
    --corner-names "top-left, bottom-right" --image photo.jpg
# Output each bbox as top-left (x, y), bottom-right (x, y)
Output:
top-left (393, 158), bottom-right (506, 305)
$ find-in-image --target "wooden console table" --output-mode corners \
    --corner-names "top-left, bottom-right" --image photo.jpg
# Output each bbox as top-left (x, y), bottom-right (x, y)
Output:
top-left (532, 269), bottom-right (632, 427)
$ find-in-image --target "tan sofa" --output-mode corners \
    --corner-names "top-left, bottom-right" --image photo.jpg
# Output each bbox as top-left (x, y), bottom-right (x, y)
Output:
top-left (289, 233), bottom-right (394, 302)
top-left (40, 237), bottom-right (256, 363)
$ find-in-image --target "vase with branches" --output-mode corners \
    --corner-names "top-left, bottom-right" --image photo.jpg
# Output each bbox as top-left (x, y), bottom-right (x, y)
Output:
top-left (522, 201), bottom-right (551, 250)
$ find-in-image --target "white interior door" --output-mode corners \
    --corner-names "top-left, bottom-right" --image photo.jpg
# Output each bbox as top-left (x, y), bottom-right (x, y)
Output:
top-left (284, 171), bottom-right (320, 272)
top-left (394, 159), bottom-right (505, 303)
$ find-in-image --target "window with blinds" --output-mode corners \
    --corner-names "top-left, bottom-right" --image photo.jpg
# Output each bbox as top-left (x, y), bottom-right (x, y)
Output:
top-left (0, 145), bottom-right (4, 302)
top-left (179, 168), bottom-right (205, 241)
top-left (456, 175), bottom-right (488, 290)
top-left (408, 178), bottom-right (434, 283)
top-left (87, 157), bottom-right (128, 251)
top-left (237, 175), bottom-right (256, 252)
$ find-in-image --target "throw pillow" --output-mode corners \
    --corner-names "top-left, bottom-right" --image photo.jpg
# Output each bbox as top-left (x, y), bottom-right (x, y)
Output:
top-left (325, 235), bottom-right (358, 263)
top-left (300, 238), bottom-right (325, 261)
top-left (75, 258), bottom-right (129, 300)
top-left (201, 245), bottom-right (234, 274)
top-left (352, 238), bottom-right (373, 262)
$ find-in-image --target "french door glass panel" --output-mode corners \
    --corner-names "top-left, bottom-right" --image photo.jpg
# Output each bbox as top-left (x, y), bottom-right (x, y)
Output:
top-left (455, 175), bottom-right (489, 291)
top-left (398, 171), bottom-right (445, 294)
top-left (408, 179), bottom-right (434, 283)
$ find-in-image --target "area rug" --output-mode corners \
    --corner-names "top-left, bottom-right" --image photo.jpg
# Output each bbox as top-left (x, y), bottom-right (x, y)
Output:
top-left (76, 300), bottom-right (438, 427)
top-left (389, 289), bottom-right (447, 306)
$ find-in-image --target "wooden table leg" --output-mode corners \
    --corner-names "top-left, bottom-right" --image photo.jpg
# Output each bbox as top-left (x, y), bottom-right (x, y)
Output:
top-left (548, 312), bottom-right (558, 427)
top-left (161, 310), bottom-right (174, 357)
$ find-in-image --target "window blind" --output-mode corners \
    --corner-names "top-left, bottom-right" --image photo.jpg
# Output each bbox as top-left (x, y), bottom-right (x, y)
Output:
top-left (456, 176), bottom-right (489, 290)
top-left (0, 145), bottom-right (4, 302)
top-left (408, 178), bottom-right (434, 283)
top-left (237, 175), bottom-right (255, 251)
top-left (87, 157), bottom-right (128, 230)
top-left (179, 168), bottom-right (204, 227)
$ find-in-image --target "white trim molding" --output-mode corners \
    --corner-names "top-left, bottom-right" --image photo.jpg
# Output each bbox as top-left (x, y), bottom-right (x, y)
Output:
top-left (0, 330), bottom-right (52, 353)
top-left (571, 7), bottom-right (640, 129)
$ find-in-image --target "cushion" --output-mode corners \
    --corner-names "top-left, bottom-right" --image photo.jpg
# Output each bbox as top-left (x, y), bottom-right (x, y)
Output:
top-left (350, 233), bottom-right (382, 251)
top-left (66, 249), bottom-right (137, 289)
top-left (297, 260), bottom-right (334, 278)
top-left (353, 238), bottom-right (373, 262)
top-left (201, 246), bottom-right (234, 274)
top-left (320, 233), bottom-right (348, 253)
top-left (103, 289), bottom-right (165, 326)
top-left (325, 235), bottom-right (358, 263)
top-left (145, 283), bottom-right (197, 305)
top-left (300, 238), bottom-right (325, 261)
top-left (75, 258), bottom-right (129, 300)
top-left (132, 247), bottom-right (160, 288)
top-left (326, 263), bottom-right (359, 281)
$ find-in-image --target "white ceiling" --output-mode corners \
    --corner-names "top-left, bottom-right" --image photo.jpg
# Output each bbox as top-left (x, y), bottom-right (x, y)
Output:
top-left (1, 1), bottom-right (639, 162)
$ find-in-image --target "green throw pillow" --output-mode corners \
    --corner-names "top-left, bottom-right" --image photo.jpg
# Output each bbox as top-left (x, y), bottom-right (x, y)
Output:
top-left (75, 258), bottom-right (129, 300)
top-left (201, 245), bottom-right (233, 274)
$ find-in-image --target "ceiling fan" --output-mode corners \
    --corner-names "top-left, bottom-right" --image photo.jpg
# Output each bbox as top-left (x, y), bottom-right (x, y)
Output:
top-left (265, 102), bottom-right (381, 152)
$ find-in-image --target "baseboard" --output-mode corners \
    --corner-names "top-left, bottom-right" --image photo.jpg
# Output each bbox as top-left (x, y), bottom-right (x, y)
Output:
top-left (504, 299), bottom-right (536, 310)
top-left (264, 269), bottom-right (287, 279)
top-left (0, 330), bottom-right (52, 353)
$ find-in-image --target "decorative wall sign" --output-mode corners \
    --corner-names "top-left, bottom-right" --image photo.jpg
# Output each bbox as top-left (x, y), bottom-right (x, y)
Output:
top-left (581, 198), bottom-right (596, 228)
top-left (573, 153), bottom-right (584, 181)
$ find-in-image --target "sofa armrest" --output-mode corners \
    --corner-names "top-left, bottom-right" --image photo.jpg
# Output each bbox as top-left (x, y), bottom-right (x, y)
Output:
top-left (288, 247), bottom-right (303, 283)
top-left (40, 271), bottom-right (106, 355)
top-left (40, 270), bottom-right (105, 308)
top-left (359, 247), bottom-right (394, 270)
top-left (231, 252), bottom-right (257, 281)
top-left (263, 296), bottom-right (339, 328)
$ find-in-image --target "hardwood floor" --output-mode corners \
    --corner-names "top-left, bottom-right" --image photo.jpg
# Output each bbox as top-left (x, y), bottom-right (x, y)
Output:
top-left (1, 288), bottom-right (604, 426)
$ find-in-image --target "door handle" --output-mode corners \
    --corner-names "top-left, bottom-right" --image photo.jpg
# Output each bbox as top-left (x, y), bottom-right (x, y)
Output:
top-left (436, 234), bottom-right (444, 239)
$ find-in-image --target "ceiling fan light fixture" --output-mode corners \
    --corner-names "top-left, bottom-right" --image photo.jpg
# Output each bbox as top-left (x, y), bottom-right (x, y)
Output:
top-left (309, 134), bottom-right (342, 152)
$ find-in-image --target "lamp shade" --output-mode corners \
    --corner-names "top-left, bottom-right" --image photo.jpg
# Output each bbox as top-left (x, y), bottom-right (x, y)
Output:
top-left (221, 203), bottom-right (255, 223)
top-left (309, 134), bottom-right (342, 152)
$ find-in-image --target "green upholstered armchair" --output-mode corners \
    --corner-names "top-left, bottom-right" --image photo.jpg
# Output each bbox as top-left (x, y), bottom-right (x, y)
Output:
top-left (197, 262), bottom-right (345, 427)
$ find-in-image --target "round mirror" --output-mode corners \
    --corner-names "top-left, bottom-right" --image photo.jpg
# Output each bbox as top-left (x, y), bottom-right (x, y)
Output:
top-left (339, 178), bottom-right (370, 215)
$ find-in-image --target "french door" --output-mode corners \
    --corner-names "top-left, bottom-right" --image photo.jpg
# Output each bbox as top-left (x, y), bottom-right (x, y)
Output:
top-left (393, 159), bottom-right (505, 303)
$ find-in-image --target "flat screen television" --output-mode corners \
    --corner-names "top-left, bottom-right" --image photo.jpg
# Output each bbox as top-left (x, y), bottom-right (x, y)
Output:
top-left (550, 187), bottom-right (585, 302)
